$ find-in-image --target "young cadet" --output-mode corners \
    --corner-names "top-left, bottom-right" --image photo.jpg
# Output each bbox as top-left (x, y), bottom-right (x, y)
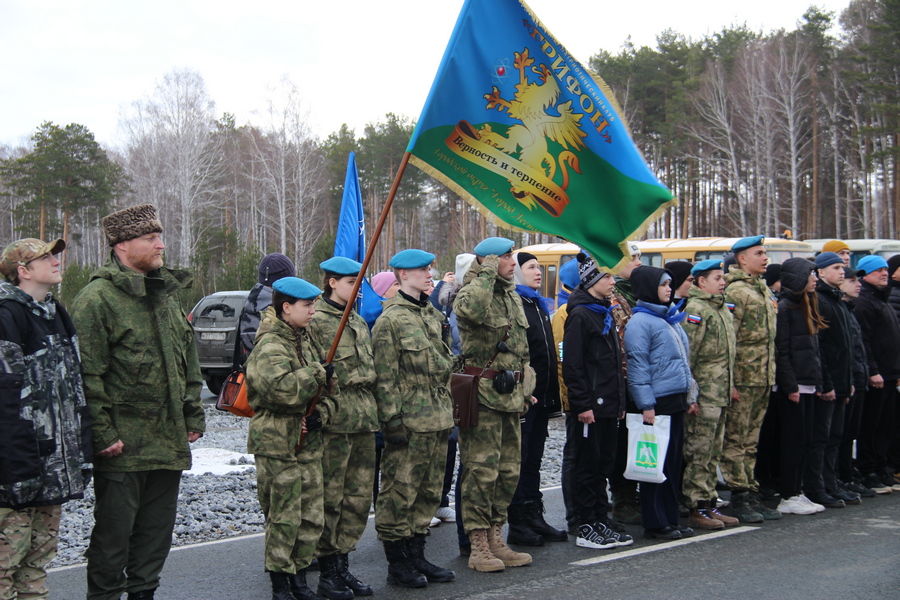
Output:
top-left (244, 277), bottom-right (337, 600)
top-left (0, 238), bottom-right (92, 600)
top-left (681, 259), bottom-right (739, 529)
top-left (308, 257), bottom-right (379, 599)
top-left (372, 250), bottom-right (455, 589)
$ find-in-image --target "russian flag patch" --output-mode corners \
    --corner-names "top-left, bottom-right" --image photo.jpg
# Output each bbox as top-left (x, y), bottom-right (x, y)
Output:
top-left (687, 314), bottom-right (702, 324)
top-left (726, 303), bottom-right (735, 313)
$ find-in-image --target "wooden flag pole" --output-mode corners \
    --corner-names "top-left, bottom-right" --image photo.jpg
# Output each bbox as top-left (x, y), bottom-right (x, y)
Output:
top-left (296, 152), bottom-right (411, 451)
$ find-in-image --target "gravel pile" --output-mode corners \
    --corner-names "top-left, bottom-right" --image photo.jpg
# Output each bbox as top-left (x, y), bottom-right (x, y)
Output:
top-left (52, 407), bottom-right (567, 568)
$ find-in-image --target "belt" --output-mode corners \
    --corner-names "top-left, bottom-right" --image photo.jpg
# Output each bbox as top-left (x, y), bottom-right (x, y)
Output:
top-left (461, 366), bottom-right (522, 382)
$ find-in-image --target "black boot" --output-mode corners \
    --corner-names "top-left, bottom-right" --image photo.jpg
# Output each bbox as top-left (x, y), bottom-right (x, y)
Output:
top-left (383, 539), bottom-right (427, 588)
top-left (289, 569), bottom-right (319, 600)
top-left (127, 591), bottom-right (156, 600)
top-left (506, 503), bottom-right (544, 546)
top-left (338, 553), bottom-right (373, 597)
top-left (269, 571), bottom-right (298, 600)
top-left (317, 554), bottom-right (355, 600)
top-left (523, 500), bottom-right (567, 542)
top-left (407, 534), bottom-right (455, 583)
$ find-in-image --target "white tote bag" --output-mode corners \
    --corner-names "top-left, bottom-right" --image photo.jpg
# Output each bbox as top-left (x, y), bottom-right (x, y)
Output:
top-left (624, 413), bottom-right (671, 483)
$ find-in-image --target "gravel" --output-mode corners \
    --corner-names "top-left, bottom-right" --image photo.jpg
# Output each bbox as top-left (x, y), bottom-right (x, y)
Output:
top-left (52, 407), bottom-right (567, 568)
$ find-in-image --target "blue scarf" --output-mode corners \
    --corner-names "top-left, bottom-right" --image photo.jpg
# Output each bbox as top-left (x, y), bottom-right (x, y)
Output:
top-left (632, 302), bottom-right (687, 325)
top-left (579, 301), bottom-right (614, 335)
top-left (515, 285), bottom-right (552, 315)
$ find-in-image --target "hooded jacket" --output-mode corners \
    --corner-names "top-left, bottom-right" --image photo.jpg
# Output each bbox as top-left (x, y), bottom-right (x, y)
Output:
top-left (72, 253), bottom-right (205, 472)
top-left (681, 284), bottom-right (735, 408)
top-left (774, 288), bottom-right (823, 394)
top-left (516, 291), bottom-right (560, 410)
top-left (815, 278), bottom-right (854, 398)
top-left (853, 280), bottom-right (900, 381)
top-left (725, 266), bottom-right (777, 387)
top-left (239, 282), bottom-right (273, 354)
top-left (0, 283), bottom-right (92, 508)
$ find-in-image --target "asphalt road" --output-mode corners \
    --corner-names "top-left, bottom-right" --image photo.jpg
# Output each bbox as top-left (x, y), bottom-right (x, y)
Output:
top-left (48, 485), bottom-right (899, 600)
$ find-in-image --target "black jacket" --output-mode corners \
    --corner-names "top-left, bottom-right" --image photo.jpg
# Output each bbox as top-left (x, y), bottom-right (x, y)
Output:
top-left (775, 290), bottom-right (823, 394)
top-left (888, 280), bottom-right (900, 324)
top-left (519, 294), bottom-right (561, 411)
top-left (845, 300), bottom-right (869, 391)
top-left (562, 287), bottom-right (625, 419)
top-left (815, 280), bottom-right (854, 398)
top-left (854, 281), bottom-right (900, 381)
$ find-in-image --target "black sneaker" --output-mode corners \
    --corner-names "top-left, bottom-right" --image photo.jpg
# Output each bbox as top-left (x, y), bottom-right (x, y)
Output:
top-left (807, 493), bottom-right (845, 509)
top-left (844, 479), bottom-right (876, 498)
top-left (830, 487), bottom-right (861, 505)
top-left (576, 523), bottom-right (616, 549)
top-left (594, 521), bottom-right (634, 547)
top-left (862, 473), bottom-right (892, 495)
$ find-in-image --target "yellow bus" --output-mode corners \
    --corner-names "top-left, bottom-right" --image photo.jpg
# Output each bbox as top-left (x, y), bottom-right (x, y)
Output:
top-left (804, 239), bottom-right (900, 269)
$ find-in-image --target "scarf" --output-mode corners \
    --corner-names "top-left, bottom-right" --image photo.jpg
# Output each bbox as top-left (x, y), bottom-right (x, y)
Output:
top-left (515, 284), bottom-right (552, 315)
top-left (632, 303), bottom-right (687, 325)
top-left (579, 301), bottom-right (614, 335)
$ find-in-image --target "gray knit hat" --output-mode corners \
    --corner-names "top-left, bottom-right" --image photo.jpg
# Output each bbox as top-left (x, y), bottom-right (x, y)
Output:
top-left (101, 204), bottom-right (163, 246)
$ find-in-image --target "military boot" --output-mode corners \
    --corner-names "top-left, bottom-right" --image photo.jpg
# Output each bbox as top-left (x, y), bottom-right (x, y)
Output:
top-left (523, 499), bottom-right (568, 542)
top-left (506, 503), bottom-right (544, 546)
top-left (749, 491), bottom-right (783, 520)
top-left (610, 485), bottom-right (642, 525)
top-left (407, 534), bottom-right (455, 582)
top-left (317, 554), bottom-right (354, 600)
top-left (337, 553), bottom-right (373, 597)
top-left (127, 591), bottom-right (156, 600)
top-left (487, 523), bottom-right (532, 567)
top-left (467, 529), bottom-right (505, 572)
top-left (269, 572), bottom-right (298, 600)
top-left (688, 500), bottom-right (725, 530)
top-left (383, 539), bottom-right (427, 588)
top-left (730, 491), bottom-right (764, 523)
top-left (708, 497), bottom-right (739, 527)
top-left (289, 569), bottom-right (319, 600)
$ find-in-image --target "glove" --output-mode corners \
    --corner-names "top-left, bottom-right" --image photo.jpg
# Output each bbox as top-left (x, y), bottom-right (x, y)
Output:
top-left (305, 409), bottom-right (324, 432)
top-left (383, 416), bottom-right (410, 445)
top-left (320, 361), bottom-right (335, 382)
top-left (481, 254), bottom-right (500, 272)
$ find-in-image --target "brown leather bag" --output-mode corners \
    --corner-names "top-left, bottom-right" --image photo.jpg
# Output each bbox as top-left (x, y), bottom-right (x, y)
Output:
top-left (451, 324), bottom-right (510, 428)
top-left (215, 324), bottom-right (255, 418)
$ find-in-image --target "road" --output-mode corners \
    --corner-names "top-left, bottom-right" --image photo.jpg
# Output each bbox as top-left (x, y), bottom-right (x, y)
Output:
top-left (49, 485), bottom-right (898, 600)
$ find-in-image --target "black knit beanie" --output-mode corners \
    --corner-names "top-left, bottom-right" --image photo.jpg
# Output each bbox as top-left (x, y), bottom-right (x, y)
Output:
top-left (258, 253), bottom-right (296, 285)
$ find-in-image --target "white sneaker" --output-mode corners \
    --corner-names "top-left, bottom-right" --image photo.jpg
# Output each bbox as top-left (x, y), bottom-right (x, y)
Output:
top-left (799, 494), bottom-right (826, 513)
top-left (777, 496), bottom-right (817, 515)
top-left (429, 516), bottom-right (441, 527)
top-left (435, 506), bottom-right (456, 522)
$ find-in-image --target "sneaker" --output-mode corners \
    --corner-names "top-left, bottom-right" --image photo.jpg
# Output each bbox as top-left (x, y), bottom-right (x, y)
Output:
top-left (843, 479), bottom-right (876, 498)
top-left (576, 523), bottom-right (616, 549)
top-left (429, 516), bottom-right (441, 527)
top-left (777, 496), bottom-right (818, 515)
top-left (806, 493), bottom-right (845, 509)
top-left (830, 486), bottom-right (861, 505)
top-left (862, 473), bottom-right (892, 495)
top-left (435, 506), bottom-right (456, 523)
top-left (887, 472), bottom-right (900, 492)
top-left (798, 495), bottom-right (826, 513)
top-left (594, 521), bottom-right (633, 547)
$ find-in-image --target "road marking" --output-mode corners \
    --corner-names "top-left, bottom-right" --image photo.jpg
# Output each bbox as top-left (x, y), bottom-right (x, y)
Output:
top-left (570, 526), bottom-right (759, 566)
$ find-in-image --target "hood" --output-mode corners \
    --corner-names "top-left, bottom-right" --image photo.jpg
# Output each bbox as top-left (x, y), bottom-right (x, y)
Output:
top-left (780, 257), bottom-right (815, 294)
top-left (254, 305), bottom-right (294, 344)
top-left (630, 266), bottom-right (671, 304)
top-left (0, 281), bottom-right (56, 321)
top-left (687, 284), bottom-right (725, 308)
top-left (438, 280), bottom-right (462, 309)
top-left (92, 252), bottom-right (193, 298)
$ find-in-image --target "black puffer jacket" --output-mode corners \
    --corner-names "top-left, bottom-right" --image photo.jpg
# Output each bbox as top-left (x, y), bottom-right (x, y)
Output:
top-left (775, 288), bottom-right (823, 394)
top-left (854, 281), bottom-right (900, 381)
top-left (519, 294), bottom-right (561, 410)
top-left (815, 279), bottom-right (853, 398)
top-left (845, 300), bottom-right (869, 390)
top-left (562, 286), bottom-right (625, 419)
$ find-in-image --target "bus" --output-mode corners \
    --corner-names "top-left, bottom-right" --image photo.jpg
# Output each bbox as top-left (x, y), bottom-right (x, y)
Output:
top-left (804, 239), bottom-right (900, 269)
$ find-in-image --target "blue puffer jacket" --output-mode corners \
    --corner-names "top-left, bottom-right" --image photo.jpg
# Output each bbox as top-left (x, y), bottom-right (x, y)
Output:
top-left (624, 300), bottom-right (693, 412)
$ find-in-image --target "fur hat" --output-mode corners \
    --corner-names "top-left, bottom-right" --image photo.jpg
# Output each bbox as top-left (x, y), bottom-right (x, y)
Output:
top-left (102, 204), bottom-right (163, 246)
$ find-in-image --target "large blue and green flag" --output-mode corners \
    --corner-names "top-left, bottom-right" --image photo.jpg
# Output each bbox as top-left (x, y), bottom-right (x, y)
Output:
top-left (407, 0), bottom-right (676, 269)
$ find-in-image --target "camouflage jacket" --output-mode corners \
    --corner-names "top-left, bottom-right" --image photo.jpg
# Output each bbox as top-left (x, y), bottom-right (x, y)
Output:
top-left (245, 307), bottom-right (336, 462)
top-left (72, 254), bottom-right (205, 472)
top-left (0, 283), bottom-right (92, 509)
top-left (308, 297), bottom-right (378, 433)
top-left (371, 292), bottom-right (454, 432)
top-left (454, 258), bottom-right (535, 413)
top-left (614, 278), bottom-right (637, 309)
top-left (725, 267), bottom-right (776, 387)
top-left (682, 286), bottom-right (735, 407)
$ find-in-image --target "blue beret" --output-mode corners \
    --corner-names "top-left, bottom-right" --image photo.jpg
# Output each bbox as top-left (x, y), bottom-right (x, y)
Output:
top-left (320, 256), bottom-right (363, 276)
top-left (272, 276), bottom-right (322, 300)
top-left (474, 237), bottom-right (515, 257)
top-left (389, 249), bottom-right (435, 269)
top-left (559, 258), bottom-right (580, 290)
top-left (856, 255), bottom-right (888, 275)
top-left (814, 252), bottom-right (843, 270)
top-left (731, 235), bottom-right (765, 253)
top-left (691, 259), bottom-right (724, 277)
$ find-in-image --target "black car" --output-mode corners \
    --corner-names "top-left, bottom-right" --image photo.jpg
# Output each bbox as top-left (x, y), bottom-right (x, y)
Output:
top-left (188, 290), bottom-right (250, 395)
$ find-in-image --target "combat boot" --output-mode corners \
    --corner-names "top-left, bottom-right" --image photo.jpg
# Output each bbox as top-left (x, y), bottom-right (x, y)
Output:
top-left (610, 486), bottom-right (642, 525)
top-left (749, 491), bottom-right (783, 519)
top-left (730, 491), bottom-right (764, 523)
top-left (506, 503), bottom-right (544, 546)
top-left (407, 534), bottom-right (455, 582)
top-left (524, 499), bottom-right (568, 542)
top-left (467, 529), bottom-right (505, 572)
top-left (268, 571), bottom-right (298, 600)
top-left (127, 591), bottom-right (156, 600)
top-left (289, 569), bottom-right (319, 600)
top-left (708, 497), bottom-right (739, 527)
top-left (688, 500), bottom-right (724, 530)
top-left (487, 523), bottom-right (532, 567)
top-left (383, 539), bottom-right (427, 588)
top-left (337, 553), bottom-right (373, 597)
top-left (317, 554), bottom-right (354, 600)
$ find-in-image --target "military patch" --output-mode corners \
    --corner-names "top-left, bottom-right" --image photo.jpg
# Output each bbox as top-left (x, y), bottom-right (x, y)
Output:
top-left (687, 314), bottom-right (702, 324)
top-left (726, 303), bottom-right (735, 313)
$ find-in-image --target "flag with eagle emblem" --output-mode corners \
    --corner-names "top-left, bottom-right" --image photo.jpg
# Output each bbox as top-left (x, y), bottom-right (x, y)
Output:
top-left (407, 0), bottom-right (676, 269)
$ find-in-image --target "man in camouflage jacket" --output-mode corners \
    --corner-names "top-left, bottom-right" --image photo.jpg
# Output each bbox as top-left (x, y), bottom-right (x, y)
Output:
top-left (72, 205), bottom-right (205, 600)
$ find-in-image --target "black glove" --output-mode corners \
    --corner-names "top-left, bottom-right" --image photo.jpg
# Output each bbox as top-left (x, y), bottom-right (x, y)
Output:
top-left (383, 417), bottom-right (410, 445)
top-left (306, 409), bottom-right (324, 432)
top-left (320, 361), bottom-right (335, 382)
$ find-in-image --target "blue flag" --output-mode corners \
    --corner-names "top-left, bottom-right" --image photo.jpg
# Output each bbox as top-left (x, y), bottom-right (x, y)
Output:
top-left (334, 152), bottom-right (384, 328)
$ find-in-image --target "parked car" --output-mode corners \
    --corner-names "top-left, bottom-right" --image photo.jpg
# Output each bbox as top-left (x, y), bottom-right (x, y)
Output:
top-left (188, 290), bottom-right (250, 395)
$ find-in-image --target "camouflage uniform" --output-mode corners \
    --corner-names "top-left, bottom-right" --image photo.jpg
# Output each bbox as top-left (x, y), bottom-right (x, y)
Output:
top-left (72, 253), bottom-right (205, 600)
top-left (454, 257), bottom-right (535, 534)
top-left (371, 293), bottom-right (454, 542)
top-left (721, 267), bottom-right (776, 492)
top-left (681, 285), bottom-right (736, 506)
top-left (0, 282), bottom-right (91, 600)
top-left (245, 306), bottom-right (336, 573)
top-left (308, 297), bottom-right (378, 557)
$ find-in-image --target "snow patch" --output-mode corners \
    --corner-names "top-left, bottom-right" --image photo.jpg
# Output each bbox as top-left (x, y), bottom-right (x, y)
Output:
top-left (188, 447), bottom-right (255, 476)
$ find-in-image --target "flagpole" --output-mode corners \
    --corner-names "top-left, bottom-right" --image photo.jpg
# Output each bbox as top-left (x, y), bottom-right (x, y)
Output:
top-left (296, 152), bottom-right (411, 451)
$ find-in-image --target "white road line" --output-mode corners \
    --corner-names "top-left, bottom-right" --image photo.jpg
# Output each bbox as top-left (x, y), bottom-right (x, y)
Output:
top-left (570, 526), bottom-right (760, 566)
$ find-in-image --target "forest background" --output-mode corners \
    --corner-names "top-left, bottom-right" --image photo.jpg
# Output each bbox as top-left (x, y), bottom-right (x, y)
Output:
top-left (1, 0), bottom-right (897, 309)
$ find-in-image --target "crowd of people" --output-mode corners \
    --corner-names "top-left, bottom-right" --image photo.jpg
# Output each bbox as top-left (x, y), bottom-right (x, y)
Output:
top-left (1, 203), bottom-right (898, 600)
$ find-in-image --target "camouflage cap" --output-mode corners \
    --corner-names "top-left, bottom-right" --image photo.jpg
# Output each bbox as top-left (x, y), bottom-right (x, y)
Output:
top-left (0, 238), bottom-right (66, 281)
top-left (101, 204), bottom-right (163, 246)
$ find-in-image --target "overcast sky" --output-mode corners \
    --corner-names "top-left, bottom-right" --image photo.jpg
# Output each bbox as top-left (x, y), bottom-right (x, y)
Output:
top-left (0, 0), bottom-right (851, 150)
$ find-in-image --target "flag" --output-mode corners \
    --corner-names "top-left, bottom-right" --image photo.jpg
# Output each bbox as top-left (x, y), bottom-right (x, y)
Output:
top-left (407, 0), bottom-right (676, 269)
top-left (334, 151), bottom-right (384, 327)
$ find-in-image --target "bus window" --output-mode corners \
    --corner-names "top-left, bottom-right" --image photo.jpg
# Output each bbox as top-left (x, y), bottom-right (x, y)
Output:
top-left (546, 265), bottom-right (557, 300)
top-left (641, 252), bottom-right (663, 267)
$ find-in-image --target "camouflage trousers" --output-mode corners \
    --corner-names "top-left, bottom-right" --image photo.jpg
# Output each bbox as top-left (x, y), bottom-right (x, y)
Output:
top-left (721, 386), bottom-right (770, 492)
top-left (256, 455), bottom-right (323, 573)
top-left (458, 409), bottom-right (521, 534)
top-left (683, 404), bottom-right (727, 506)
top-left (374, 429), bottom-right (449, 542)
top-left (0, 505), bottom-right (60, 600)
top-left (317, 432), bottom-right (376, 557)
